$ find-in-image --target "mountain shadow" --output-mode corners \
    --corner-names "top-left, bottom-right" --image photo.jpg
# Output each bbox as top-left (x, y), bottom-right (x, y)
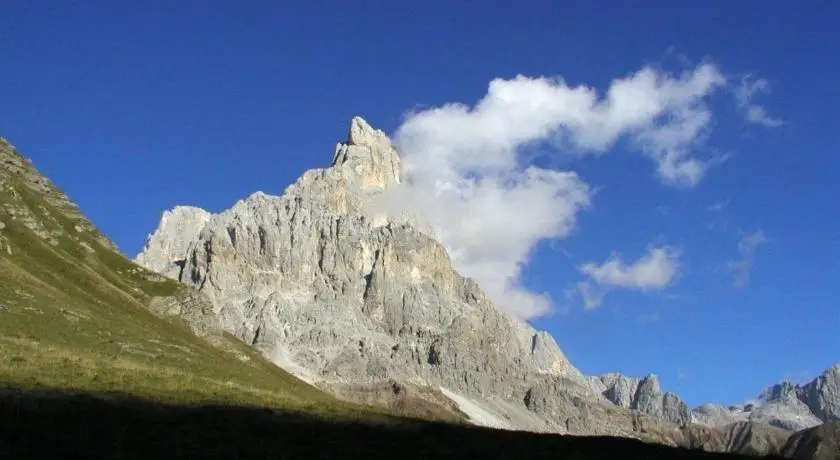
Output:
top-left (0, 386), bottom-right (787, 460)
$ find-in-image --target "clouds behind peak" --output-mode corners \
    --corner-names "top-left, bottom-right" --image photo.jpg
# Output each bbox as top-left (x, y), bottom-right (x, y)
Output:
top-left (396, 63), bottom-right (726, 188)
top-left (375, 61), bottom-right (775, 319)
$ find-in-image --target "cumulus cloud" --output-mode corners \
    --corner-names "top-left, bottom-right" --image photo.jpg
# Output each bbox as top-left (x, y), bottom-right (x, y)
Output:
top-left (579, 247), bottom-right (681, 291)
top-left (397, 63), bottom-right (726, 187)
top-left (734, 76), bottom-right (783, 127)
top-left (726, 230), bottom-right (769, 288)
top-left (372, 61), bottom-right (770, 319)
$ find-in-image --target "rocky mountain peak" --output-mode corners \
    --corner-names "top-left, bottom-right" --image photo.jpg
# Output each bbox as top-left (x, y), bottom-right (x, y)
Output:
top-left (331, 116), bottom-right (401, 192)
top-left (134, 116), bottom-right (839, 448)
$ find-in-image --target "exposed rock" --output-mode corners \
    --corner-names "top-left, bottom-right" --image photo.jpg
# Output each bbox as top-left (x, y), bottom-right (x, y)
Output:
top-left (0, 220), bottom-right (5, 231)
top-left (136, 116), bottom-right (838, 451)
top-left (596, 373), bottom-right (691, 426)
top-left (148, 288), bottom-right (220, 338)
top-left (692, 366), bottom-right (840, 432)
top-left (676, 421), bottom-right (791, 457)
top-left (140, 117), bottom-right (690, 439)
top-left (135, 206), bottom-right (211, 279)
top-left (801, 364), bottom-right (840, 422)
top-left (781, 421), bottom-right (840, 460)
top-left (325, 379), bottom-right (467, 423)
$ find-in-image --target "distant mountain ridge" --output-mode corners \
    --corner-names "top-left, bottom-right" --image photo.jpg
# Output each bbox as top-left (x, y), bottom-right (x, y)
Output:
top-left (692, 365), bottom-right (840, 431)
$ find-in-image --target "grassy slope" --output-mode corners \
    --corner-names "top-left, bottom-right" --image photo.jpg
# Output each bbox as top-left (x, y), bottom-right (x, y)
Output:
top-left (0, 139), bottom-right (387, 421)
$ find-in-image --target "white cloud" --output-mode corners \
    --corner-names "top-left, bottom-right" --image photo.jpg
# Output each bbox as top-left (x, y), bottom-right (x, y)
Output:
top-left (734, 76), bottom-right (783, 127)
top-left (579, 247), bottom-right (680, 291)
top-left (371, 61), bottom-right (772, 320)
top-left (397, 63), bottom-right (726, 188)
top-left (726, 230), bottom-right (769, 288)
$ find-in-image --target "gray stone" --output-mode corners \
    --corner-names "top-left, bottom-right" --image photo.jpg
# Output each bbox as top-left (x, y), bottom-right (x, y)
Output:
top-left (595, 372), bottom-right (691, 427)
top-left (691, 366), bottom-right (840, 431)
top-left (801, 364), bottom-right (840, 422)
top-left (137, 116), bottom-right (663, 437)
top-left (135, 206), bottom-right (211, 280)
top-left (135, 115), bottom-right (838, 446)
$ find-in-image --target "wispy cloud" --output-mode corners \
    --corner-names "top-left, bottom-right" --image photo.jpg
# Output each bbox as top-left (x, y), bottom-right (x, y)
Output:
top-left (734, 75), bottom-right (783, 128)
top-left (726, 230), bottom-right (770, 288)
top-left (636, 312), bottom-right (662, 325)
top-left (706, 199), bottom-right (730, 232)
top-left (574, 281), bottom-right (606, 311)
top-left (580, 247), bottom-right (681, 291)
top-left (708, 200), bottom-right (729, 212)
top-left (570, 247), bottom-right (680, 310)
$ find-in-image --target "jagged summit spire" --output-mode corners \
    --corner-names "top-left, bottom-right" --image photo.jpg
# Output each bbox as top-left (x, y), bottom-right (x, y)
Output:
top-left (331, 116), bottom-right (402, 191)
top-left (347, 116), bottom-right (383, 148)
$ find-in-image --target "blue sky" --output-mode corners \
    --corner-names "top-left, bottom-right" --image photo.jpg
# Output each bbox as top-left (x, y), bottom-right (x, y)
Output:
top-left (1, 1), bottom-right (838, 407)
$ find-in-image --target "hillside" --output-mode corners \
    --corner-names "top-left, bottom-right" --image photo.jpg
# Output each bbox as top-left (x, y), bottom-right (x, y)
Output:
top-left (0, 136), bottom-right (389, 420)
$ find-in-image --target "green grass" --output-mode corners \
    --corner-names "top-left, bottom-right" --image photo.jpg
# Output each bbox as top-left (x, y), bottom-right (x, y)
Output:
top-left (0, 156), bottom-right (393, 423)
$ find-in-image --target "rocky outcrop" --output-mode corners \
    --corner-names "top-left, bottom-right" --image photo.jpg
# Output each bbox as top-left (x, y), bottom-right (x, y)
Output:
top-left (325, 379), bottom-right (468, 423)
top-left (135, 206), bottom-right (211, 279)
top-left (677, 421), bottom-right (791, 457)
top-left (691, 366), bottom-right (840, 432)
top-left (780, 421), bottom-right (840, 460)
top-left (591, 373), bottom-right (692, 427)
top-left (801, 365), bottom-right (840, 423)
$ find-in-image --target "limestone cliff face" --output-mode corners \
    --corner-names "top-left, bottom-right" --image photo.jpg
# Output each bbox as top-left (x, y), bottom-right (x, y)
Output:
top-left (135, 116), bottom-right (836, 447)
top-left (135, 206), bottom-right (211, 279)
top-left (138, 117), bottom-right (603, 434)
top-left (588, 373), bottom-right (692, 427)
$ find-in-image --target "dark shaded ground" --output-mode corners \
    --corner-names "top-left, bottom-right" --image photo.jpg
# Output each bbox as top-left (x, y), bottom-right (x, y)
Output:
top-left (0, 386), bottom-right (786, 460)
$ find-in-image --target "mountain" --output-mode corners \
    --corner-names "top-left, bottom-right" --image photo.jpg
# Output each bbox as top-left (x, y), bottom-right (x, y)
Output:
top-left (132, 115), bottom-right (837, 459)
top-left (0, 122), bottom-right (831, 459)
top-left (692, 366), bottom-right (840, 431)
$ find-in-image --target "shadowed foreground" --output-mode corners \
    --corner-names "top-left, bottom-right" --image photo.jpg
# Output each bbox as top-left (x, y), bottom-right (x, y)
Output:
top-left (0, 386), bottom-right (786, 460)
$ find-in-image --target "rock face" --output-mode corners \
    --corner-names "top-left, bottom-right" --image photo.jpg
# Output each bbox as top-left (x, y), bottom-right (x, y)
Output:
top-left (135, 206), bottom-right (211, 279)
top-left (590, 373), bottom-right (692, 427)
top-left (780, 421), bottom-right (840, 460)
top-left (137, 117), bottom-right (683, 439)
top-left (678, 422), bottom-right (792, 457)
top-left (691, 366), bottom-right (840, 432)
top-left (136, 116), bottom-right (839, 452)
